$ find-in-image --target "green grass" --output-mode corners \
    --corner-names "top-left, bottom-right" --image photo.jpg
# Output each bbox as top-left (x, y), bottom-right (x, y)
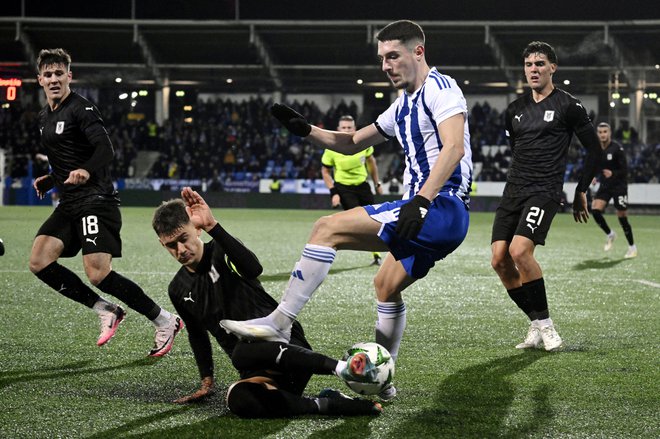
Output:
top-left (1, 205), bottom-right (658, 438)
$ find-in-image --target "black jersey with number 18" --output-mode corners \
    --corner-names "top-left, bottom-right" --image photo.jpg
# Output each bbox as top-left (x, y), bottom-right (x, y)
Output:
top-left (503, 88), bottom-right (594, 202)
top-left (38, 91), bottom-right (118, 206)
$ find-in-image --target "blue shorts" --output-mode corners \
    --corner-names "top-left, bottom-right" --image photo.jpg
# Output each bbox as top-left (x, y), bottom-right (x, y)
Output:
top-left (363, 193), bottom-right (469, 279)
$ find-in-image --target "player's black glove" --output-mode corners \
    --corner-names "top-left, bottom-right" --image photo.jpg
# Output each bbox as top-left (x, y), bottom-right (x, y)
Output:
top-left (271, 104), bottom-right (312, 137)
top-left (396, 195), bottom-right (431, 240)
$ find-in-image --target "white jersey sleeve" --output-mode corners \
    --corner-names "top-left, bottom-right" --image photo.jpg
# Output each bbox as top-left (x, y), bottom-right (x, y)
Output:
top-left (425, 73), bottom-right (468, 125)
top-left (375, 100), bottom-right (400, 139)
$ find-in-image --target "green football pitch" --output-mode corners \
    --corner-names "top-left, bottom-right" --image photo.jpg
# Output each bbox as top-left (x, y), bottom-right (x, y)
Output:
top-left (1, 205), bottom-right (658, 438)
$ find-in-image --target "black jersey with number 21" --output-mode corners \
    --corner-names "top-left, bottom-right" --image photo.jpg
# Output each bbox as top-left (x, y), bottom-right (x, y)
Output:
top-left (503, 88), bottom-right (594, 201)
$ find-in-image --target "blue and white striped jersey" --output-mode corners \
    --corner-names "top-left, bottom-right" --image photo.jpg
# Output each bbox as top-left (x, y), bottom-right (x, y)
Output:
top-left (375, 67), bottom-right (473, 201)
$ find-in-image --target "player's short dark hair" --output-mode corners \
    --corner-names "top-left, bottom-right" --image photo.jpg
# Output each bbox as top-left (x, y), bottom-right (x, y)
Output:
top-left (152, 199), bottom-right (190, 237)
top-left (597, 122), bottom-right (611, 130)
top-left (523, 41), bottom-right (558, 64)
top-left (37, 48), bottom-right (72, 73)
top-left (338, 115), bottom-right (355, 123)
top-left (376, 20), bottom-right (425, 48)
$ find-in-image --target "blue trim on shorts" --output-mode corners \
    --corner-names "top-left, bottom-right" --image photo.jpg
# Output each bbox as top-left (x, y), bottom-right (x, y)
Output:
top-left (364, 193), bottom-right (469, 279)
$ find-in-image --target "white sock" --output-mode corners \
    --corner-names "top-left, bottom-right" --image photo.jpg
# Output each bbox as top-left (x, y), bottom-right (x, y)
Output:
top-left (334, 360), bottom-right (348, 377)
top-left (152, 308), bottom-right (172, 327)
top-left (277, 244), bottom-right (336, 320)
top-left (92, 298), bottom-right (115, 314)
top-left (375, 300), bottom-right (406, 361)
top-left (537, 317), bottom-right (553, 328)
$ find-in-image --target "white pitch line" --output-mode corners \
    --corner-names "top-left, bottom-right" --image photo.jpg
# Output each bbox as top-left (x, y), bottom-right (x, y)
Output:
top-left (636, 279), bottom-right (660, 288)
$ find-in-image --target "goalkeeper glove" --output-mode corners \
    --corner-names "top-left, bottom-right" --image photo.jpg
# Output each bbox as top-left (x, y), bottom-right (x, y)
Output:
top-left (271, 103), bottom-right (312, 137)
top-left (396, 195), bottom-right (431, 240)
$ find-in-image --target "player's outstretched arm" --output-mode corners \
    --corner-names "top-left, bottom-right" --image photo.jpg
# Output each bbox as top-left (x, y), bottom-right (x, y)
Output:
top-left (181, 187), bottom-right (218, 231)
top-left (182, 186), bottom-right (263, 278)
top-left (271, 103), bottom-right (385, 155)
top-left (173, 376), bottom-right (215, 404)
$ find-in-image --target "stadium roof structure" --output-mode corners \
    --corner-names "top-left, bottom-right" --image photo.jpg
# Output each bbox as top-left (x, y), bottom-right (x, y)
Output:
top-left (1, 16), bottom-right (659, 96)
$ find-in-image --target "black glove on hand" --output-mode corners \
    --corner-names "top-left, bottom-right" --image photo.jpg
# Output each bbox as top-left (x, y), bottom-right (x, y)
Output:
top-left (396, 195), bottom-right (431, 240)
top-left (271, 104), bottom-right (312, 137)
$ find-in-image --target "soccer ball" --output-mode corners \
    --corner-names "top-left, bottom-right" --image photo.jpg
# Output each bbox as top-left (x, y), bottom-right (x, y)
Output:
top-left (342, 342), bottom-right (395, 396)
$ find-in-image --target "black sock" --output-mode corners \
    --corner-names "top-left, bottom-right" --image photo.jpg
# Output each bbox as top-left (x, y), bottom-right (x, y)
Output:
top-left (507, 285), bottom-right (534, 319)
top-left (35, 262), bottom-right (100, 308)
top-left (96, 271), bottom-right (160, 320)
top-left (232, 340), bottom-right (337, 376)
top-left (592, 209), bottom-right (611, 235)
top-left (618, 216), bottom-right (634, 245)
top-left (227, 381), bottom-right (318, 418)
top-left (524, 278), bottom-right (549, 321)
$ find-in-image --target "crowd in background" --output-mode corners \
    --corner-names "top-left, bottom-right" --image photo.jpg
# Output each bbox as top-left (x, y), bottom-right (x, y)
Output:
top-left (1, 96), bottom-right (658, 187)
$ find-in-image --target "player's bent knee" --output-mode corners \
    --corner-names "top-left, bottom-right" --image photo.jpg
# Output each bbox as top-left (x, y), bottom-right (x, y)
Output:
top-left (86, 268), bottom-right (111, 286)
top-left (309, 215), bottom-right (339, 243)
top-left (490, 252), bottom-right (511, 273)
top-left (227, 381), bottom-right (270, 418)
top-left (28, 258), bottom-right (47, 274)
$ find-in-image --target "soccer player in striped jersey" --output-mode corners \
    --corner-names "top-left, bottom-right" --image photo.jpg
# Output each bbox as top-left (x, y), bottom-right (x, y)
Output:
top-left (490, 42), bottom-right (601, 352)
top-left (221, 20), bottom-right (473, 401)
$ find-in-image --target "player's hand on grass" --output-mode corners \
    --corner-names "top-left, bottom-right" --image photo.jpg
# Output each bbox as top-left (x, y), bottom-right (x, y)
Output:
top-left (271, 104), bottom-right (312, 137)
top-left (396, 195), bottom-right (431, 240)
top-left (173, 376), bottom-right (215, 404)
top-left (572, 190), bottom-right (589, 223)
top-left (181, 187), bottom-right (217, 231)
top-left (34, 174), bottom-right (55, 199)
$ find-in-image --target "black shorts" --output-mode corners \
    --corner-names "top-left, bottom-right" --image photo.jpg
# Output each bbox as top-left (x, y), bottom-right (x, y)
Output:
top-left (491, 195), bottom-right (560, 246)
top-left (335, 181), bottom-right (375, 210)
top-left (36, 203), bottom-right (123, 258)
top-left (594, 186), bottom-right (628, 210)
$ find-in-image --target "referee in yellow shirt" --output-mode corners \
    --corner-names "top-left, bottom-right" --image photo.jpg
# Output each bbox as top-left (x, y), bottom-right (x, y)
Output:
top-left (321, 115), bottom-right (383, 265)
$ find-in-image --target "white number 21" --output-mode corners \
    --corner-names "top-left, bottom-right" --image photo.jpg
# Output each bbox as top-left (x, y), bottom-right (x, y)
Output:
top-left (526, 207), bottom-right (545, 226)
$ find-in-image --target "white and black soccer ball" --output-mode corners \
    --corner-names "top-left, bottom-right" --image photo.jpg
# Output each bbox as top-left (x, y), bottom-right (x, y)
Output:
top-left (342, 342), bottom-right (395, 396)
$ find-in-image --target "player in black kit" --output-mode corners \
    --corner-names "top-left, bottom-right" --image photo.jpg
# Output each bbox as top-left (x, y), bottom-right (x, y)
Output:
top-left (152, 187), bottom-right (382, 418)
top-left (29, 48), bottom-right (183, 356)
top-left (490, 42), bottom-right (601, 351)
top-left (591, 122), bottom-right (637, 258)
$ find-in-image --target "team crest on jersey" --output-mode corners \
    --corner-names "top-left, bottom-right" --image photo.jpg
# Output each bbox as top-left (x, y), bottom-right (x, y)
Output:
top-left (209, 264), bottom-right (220, 283)
top-left (55, 121), bottom-right (65, 134)
top-left (607, 153), bottom-right (612, 160)
top-left (543, 111), bottom-right (555, 122)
